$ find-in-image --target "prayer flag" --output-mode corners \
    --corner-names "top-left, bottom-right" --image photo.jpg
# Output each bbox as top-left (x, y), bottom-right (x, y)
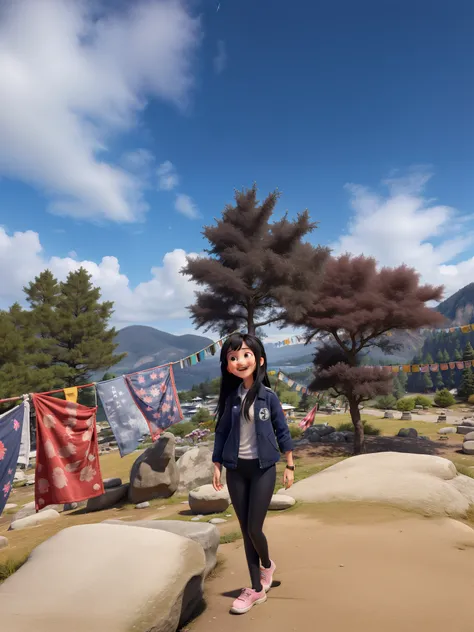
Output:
top-left (126, 365), bottom-right (183, 441)
top-left (0, 402), bottom-right (26, 516)
top-left (96, 376), bottom-right (150, 457)
top-left (63, 387), bottom-right (78, 403)
top-left (32, 394), bottom-right (104, 510)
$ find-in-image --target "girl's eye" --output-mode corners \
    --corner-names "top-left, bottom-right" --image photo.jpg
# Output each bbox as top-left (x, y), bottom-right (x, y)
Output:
top-left (244, 352), bottom-right (252, 358)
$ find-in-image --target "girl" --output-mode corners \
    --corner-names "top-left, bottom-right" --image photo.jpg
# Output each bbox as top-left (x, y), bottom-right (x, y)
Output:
top-left (212, 333), bottom-right (295, 615)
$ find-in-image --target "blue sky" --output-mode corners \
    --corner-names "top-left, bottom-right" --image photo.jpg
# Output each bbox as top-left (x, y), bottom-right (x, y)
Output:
top-left (0, 0), bottom-right (473, 339)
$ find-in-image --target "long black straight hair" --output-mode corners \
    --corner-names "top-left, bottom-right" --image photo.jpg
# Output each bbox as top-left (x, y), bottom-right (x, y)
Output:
top-left (216, 333), bottom-right (271, 424)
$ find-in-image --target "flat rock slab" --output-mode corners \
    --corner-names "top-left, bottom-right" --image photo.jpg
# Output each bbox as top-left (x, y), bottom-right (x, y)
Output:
top-left (86, 484), bottom-right (129, 512)
top-left (457, 426), bottom-right (474, 435)
top-left (0, 523), bottom-right (206, 632)
top-left (278, 452), bottom-right (474, 517)
top-left (103, 519), bottom-right (219, 578)
top-left (189, 484), bottom-right (230, 515)
top-left (135, 502), bottom-right (150, 509)
top-left (438, 427), bottom-right (457, 434)
top-left (4, 503), bottom-right (17, 510)
top-left (9, 509), bottom-right (60, 531)
top-left (269, 494), bottom-right (296, 510)
top-left (463, 431), bottom-right (474, 442)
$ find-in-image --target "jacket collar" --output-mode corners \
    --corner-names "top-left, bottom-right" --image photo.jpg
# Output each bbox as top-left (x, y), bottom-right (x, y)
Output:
top-left (234, 382), bottom-right (267, 402)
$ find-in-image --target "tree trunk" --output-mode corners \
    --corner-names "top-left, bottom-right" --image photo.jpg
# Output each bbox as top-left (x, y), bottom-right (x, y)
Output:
top-left (348, 396), bottom-right (365, 455)
top-left (247, 303), bottom-right (255, 335)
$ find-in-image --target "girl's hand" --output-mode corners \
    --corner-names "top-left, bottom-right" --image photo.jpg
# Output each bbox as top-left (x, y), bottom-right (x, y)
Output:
top-left (283, 467), bottom-right (294, 489)
top-left (213, 464), bottom-right (223, 491)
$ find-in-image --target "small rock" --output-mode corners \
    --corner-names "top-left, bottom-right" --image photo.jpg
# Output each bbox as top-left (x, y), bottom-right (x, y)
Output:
top-left (86, 484), bottom-right (129, 512)
top-left (384, 411), bottom-right (394, 419)
top-left (11, 501), bottom-right (36, 522)
top-left (437, 414), bottom-right (447, 423)
top-left (457, 426), bottom-right (474, 435)
top-left (13, 470), bottom-right (26, 482)
top-left (209, 518), bottom-right (227, 524)
top-left (400, 412), bottom-right (412, 421)
top-left (225, 514), bottom-right (232, 517)
top-left (438, 427), bottom-right (457, 434)
top-left (463, 441), bottom-right (474, 456)
top-left (189, 484), bottom-right (231, 515)
top-left (9, 509), bottom-right (61, 531)
top-left (63, 502), bottom-right (79, 512)
top-left (135, 502), bottom-right (150, 509)
top-left (397, 428), bottom-right (418, 439)
top-left (0, 536), bottom-right (8, 549)
top-left (464, 431), bottom-right (474, 442)
top-left (25, 474), bottom-right (35, 486)
top-left (191, 515), bottom-right (203, 522)
top-left (103, 477), bottom-right (122, 490)
top-left (4, 503), bottom-right (17, 510)
top-left (269, 494), bottom-right (296, 510)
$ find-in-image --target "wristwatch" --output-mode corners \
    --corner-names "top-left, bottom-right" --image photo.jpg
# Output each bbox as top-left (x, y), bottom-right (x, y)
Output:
top-left (285, 465), bottom-right (295, 471)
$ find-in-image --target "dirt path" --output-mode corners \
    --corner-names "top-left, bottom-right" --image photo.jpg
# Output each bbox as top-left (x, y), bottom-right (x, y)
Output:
top-left (188, 507), bottom-right (474, 632)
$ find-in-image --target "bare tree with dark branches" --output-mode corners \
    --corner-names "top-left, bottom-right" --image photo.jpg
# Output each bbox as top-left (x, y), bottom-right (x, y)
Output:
top-left (280, 254), bottom-right (445, 453)
top-left (181, 184), bottom-right (329, 335)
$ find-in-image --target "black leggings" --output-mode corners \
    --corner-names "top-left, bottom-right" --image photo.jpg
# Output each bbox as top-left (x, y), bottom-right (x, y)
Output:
top-left (226, 459), bottom-right (276, 592)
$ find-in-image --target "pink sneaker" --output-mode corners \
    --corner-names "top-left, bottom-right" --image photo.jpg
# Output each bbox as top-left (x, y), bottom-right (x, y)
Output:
top-left (230, 588), bottom-right (267, 614)
top-left (260, 560), bottom-right (276, 592)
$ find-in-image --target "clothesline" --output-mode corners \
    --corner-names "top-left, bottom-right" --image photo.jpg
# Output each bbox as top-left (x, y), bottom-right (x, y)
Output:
top-left (0, 383), bottom-right (95, 406)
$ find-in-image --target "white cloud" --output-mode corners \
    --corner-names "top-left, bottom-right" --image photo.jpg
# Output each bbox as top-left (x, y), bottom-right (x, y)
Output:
top-left (0, 227), bottom-right (198, 326)
top-left (0, 0), bottom-right (201, 223)
top-left (157, 160), bottom-right (179, 191)
top-left (175, 193), bottom-right (199, 219)
top-left (213, 40), bottom-right (227, 74)
top-left (332, 170), bottom-right (474, 298)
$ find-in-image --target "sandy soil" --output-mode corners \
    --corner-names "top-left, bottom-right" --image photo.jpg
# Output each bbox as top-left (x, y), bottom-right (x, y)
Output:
top-left (188, 506), bottom-right (474, 632)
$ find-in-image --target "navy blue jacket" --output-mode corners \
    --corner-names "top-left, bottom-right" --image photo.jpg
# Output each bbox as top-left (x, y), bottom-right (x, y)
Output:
top-left (212, 384), bottom-right (294, 470)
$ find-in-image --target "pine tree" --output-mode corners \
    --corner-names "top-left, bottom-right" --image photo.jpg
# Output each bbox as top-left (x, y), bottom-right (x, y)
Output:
top-left (182, 185), bottom-right (329, 335)
top-left (53, 268), bottom-right (126, 386)
top-left (458, 342), bottom-right (474, 400)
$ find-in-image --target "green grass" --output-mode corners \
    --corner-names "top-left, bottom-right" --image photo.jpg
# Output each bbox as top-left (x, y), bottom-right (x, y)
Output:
top-left (0, 556), bottom-right (28, 583)
top-left (219, 531), bottom-right (242, 545)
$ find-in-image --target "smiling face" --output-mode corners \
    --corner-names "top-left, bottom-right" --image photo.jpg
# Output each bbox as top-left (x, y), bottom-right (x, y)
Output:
top-left (226, 342), bottom-right (264, 385)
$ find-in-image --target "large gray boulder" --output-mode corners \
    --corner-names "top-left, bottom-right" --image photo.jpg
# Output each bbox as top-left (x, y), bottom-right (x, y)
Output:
top-left (177, 446), bottom-right (225, 493)
top-left (464, 431), bottom-right (474, 442)
top-left (9, 509), bottom-right (61, 531)
top-left (104, 519), bottom-right (219, 577)
top-left (278, 452), bottom-right (474, 517)
top-left (86, 484), bottom-right (129, 512)
top-left (188, 484), bottom-right (230, 515)
top-left (0, 523), bottom-right (206, 632)
top-left (457, 426), bottom-right (474, 435)
top-left (129, 432), bottom-right (179, 503)
top-left (438, 427), bottom-right (457, 434)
